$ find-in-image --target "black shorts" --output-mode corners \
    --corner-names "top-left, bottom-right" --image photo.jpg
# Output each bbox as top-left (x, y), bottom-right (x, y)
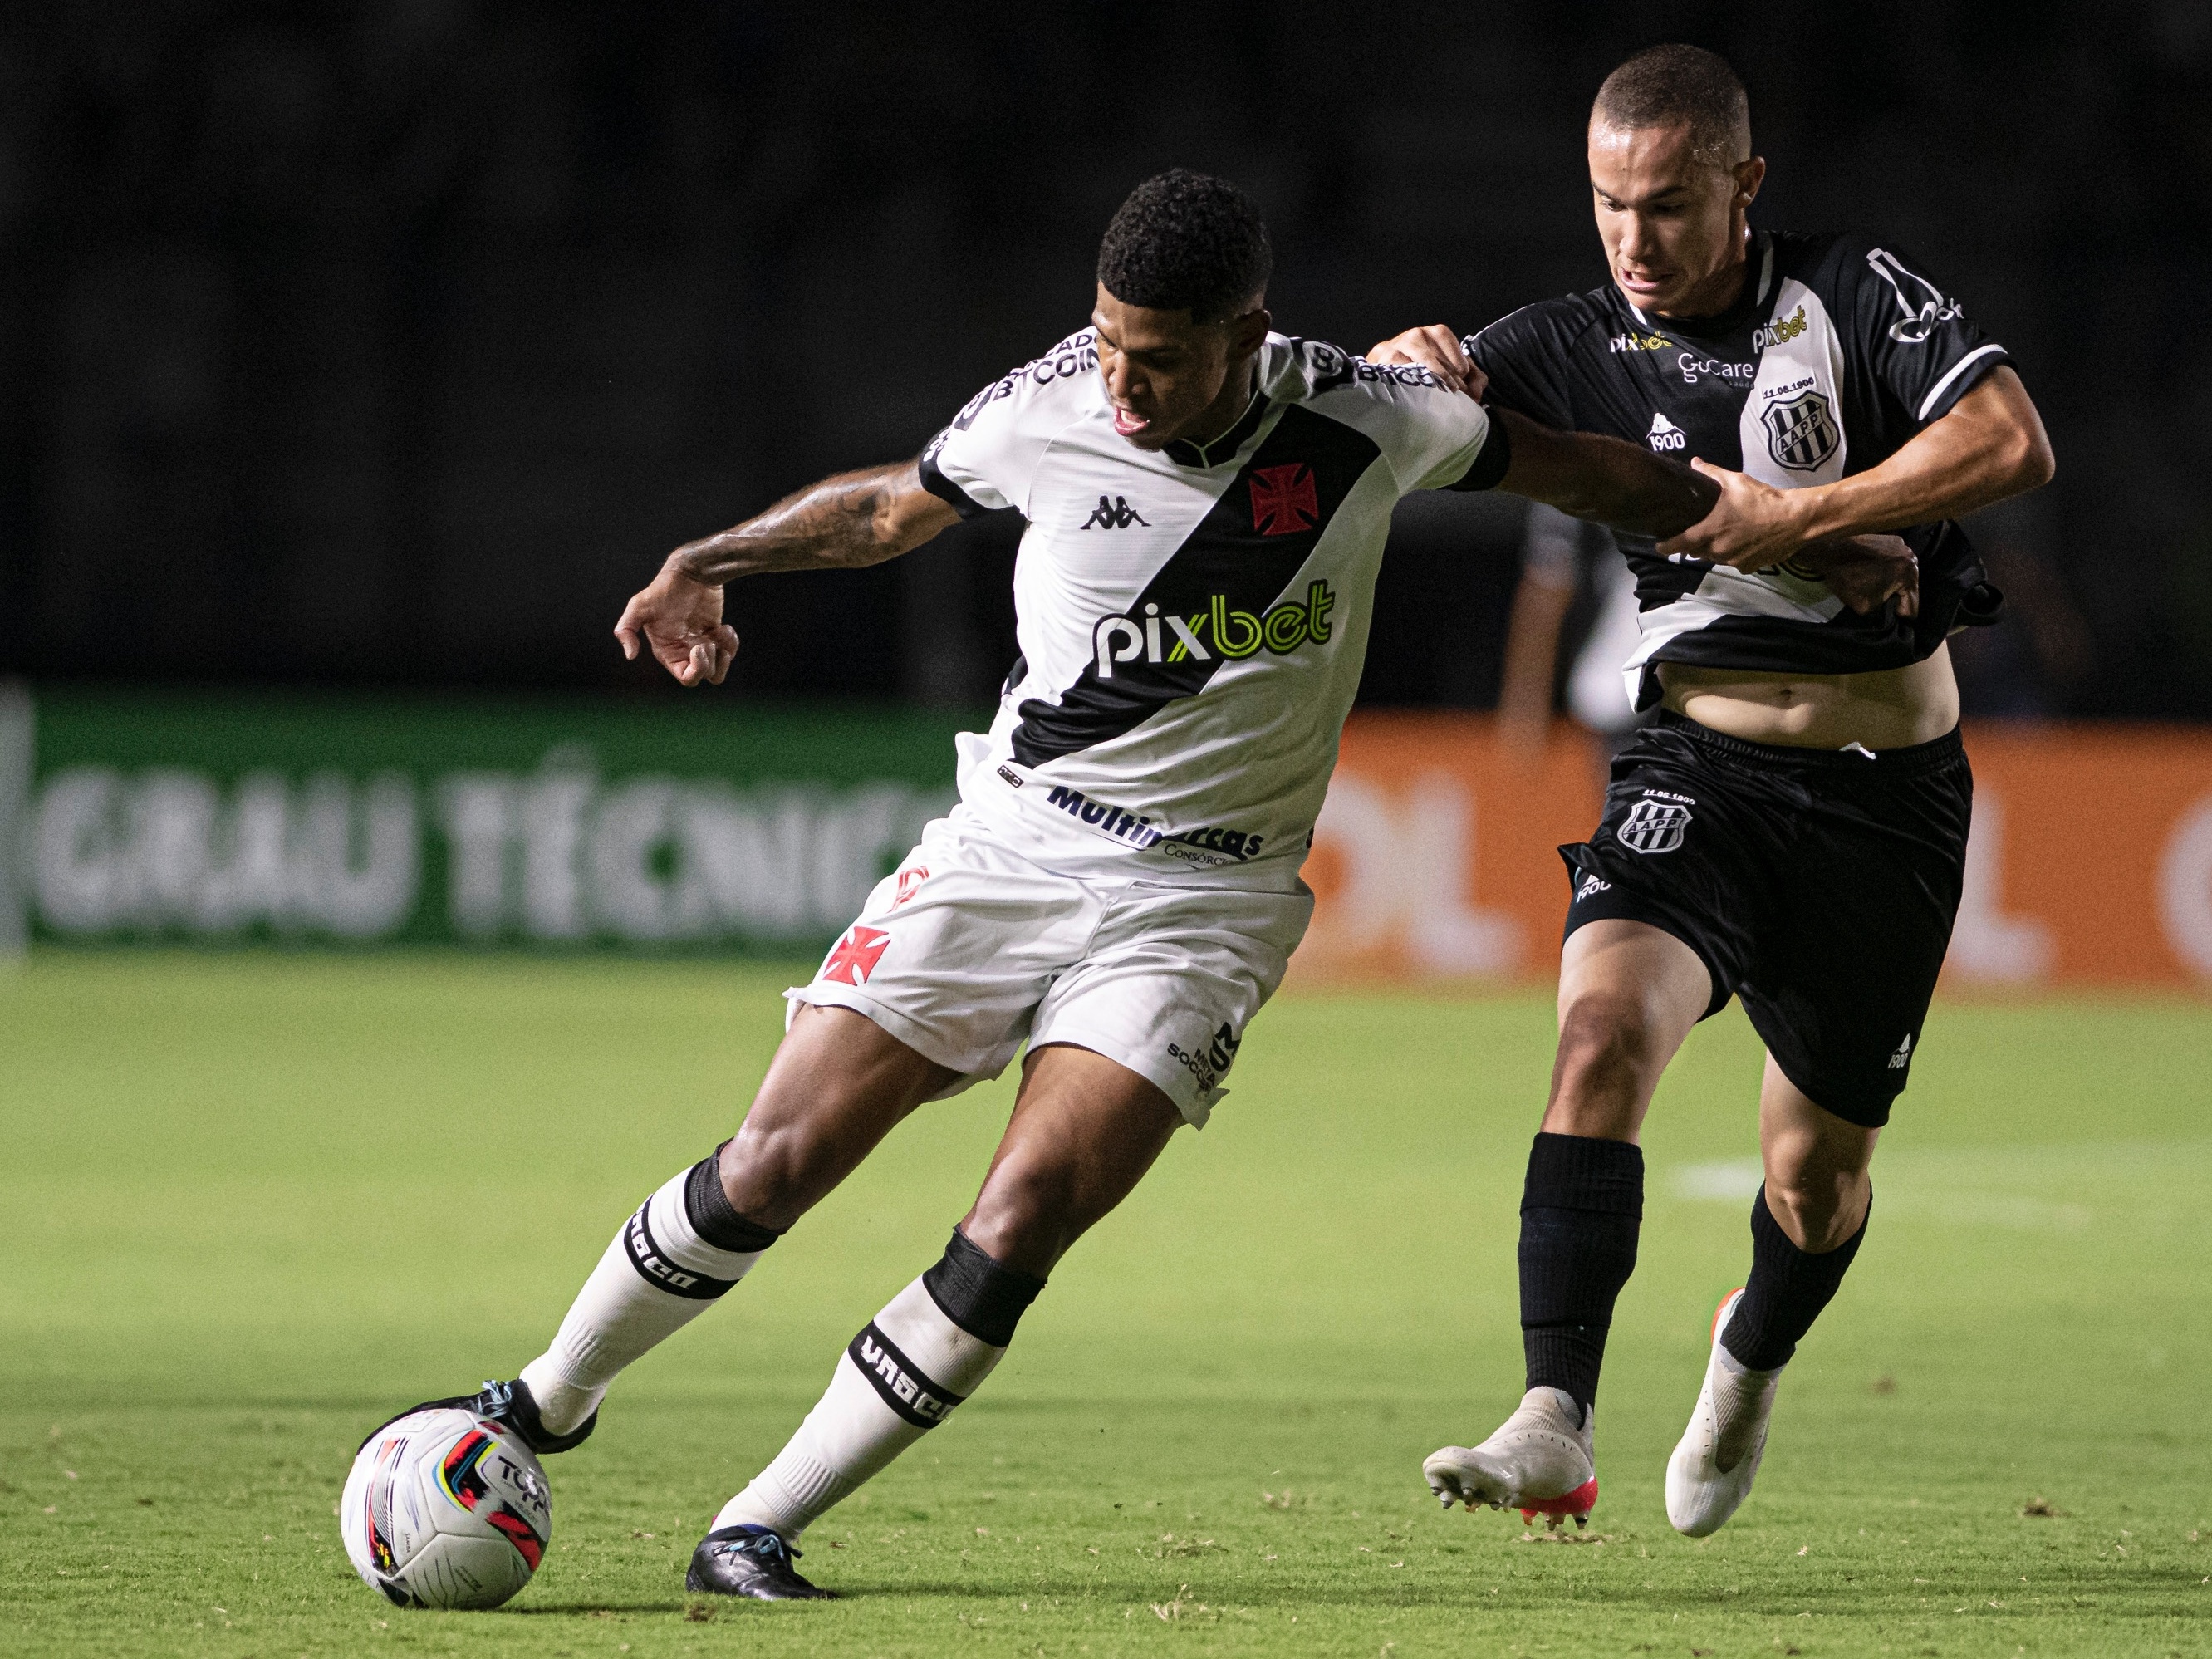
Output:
top-left (1560, 710), bottom-right (1972, 1127)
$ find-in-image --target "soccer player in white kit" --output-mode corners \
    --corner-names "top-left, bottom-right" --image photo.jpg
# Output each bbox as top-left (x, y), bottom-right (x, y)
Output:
top-left (369, 169), bottom-right (1910, 1600)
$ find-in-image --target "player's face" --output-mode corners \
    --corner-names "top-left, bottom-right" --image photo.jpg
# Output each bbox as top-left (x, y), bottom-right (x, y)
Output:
top-left (1587, 120), bottom-right (1764, 318)
top-left (1092, 285), bottom-right (1268, 450)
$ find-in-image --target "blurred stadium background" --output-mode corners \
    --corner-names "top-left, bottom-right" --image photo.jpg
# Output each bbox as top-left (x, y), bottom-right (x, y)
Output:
top-left (1, 1), bottom-right (2207, 979)
top-left (7, 8), bottom-right (2212, 1654)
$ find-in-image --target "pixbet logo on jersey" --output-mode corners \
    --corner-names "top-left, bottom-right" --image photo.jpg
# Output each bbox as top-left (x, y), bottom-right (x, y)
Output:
top-left (1091, 581), bottom-right (1337, 677)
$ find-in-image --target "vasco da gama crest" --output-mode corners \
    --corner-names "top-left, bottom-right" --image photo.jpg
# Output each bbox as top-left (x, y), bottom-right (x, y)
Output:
top-left (1761, 387), bottom-right (1840, 472)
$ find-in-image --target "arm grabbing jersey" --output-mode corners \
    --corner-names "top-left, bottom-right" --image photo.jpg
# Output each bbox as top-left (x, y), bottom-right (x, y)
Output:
top-left (918, 330), bottom-right (1503, 887)
top-left (1466, 230), bottom-right (2010, 707)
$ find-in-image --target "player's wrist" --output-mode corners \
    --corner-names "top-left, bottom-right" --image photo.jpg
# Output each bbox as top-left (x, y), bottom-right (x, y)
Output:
top-left (1780, 483), bottom-right (1854, 547)
top-left (663, 547), bottom-right (728, 589)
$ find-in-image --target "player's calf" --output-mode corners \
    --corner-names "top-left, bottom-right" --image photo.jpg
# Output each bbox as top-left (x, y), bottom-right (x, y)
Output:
top-left (514, 1146), bottom-right (783, 1436)
top-left (690, 1228), bottom-right (1045, 1588)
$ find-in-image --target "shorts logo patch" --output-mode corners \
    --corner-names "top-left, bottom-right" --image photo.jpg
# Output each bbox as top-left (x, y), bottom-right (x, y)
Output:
top-left (1616, 798), bottom-right (1693, 855)
top-left (1887, 1033), bottom-right (1914, 1070)
top-left (822, 925), bottom-right (890, 985)
top-left (1166, 1021), bottom-right (1242, 1093)
top-left (1574, 873), bottom-right (1612, 902)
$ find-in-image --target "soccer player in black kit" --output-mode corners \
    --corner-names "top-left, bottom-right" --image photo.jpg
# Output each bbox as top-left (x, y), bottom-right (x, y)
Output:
top-left (1372, 44), bottom-right (2055, 1536)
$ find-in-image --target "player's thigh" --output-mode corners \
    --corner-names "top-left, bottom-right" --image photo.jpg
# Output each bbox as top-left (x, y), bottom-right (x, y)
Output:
top-left (1027, 880), bottom-right (1314, 1130)
top-left (959, 1043), bottom-right (1185, 1277)
top-left (1558, 720), bottom-right (1770, 1027)
top-left (787, 818), bottom-right (1100, 1097)
top-left (1543, 920), bottom-right (1715, 1137)
top-left (1738, 755), bottom-right (1970, 1131)
top-left (721, 1004), bottom-right (960, 1230)
top-left (731, 820), bottom-right (1100, 1226)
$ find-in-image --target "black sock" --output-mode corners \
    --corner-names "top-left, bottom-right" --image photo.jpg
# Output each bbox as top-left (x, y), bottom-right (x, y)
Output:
top-left (1721, 1184), bottom-right (1870, 1370)
top-left (922, 1228), bottom-right (1047, 1347)
top-left (684, 1143), bottom-right (784, 1254)
top-left (1518, 1132), bottom-right (1644, 1421)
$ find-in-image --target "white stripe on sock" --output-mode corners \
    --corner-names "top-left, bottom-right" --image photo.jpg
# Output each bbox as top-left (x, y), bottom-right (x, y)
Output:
top-left (518, 1166), bottom-right (768, 1436)
top-left (713, 1276), bottom-right (1004, 1539)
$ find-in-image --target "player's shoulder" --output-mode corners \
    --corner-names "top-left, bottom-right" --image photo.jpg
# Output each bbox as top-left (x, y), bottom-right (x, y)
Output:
top-left (943, 327), bottom-right (1102, 436)
top-left (1768, 228), bottom-right (1937, 304)
top-left (1466, 287), bottom-right (1618, 365)
top-left (1260, 333), bottom-right (1467, 413)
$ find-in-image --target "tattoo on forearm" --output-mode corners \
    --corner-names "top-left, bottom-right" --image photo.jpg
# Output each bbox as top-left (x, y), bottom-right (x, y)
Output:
top-left (670, 463), bottom-right (915, 584)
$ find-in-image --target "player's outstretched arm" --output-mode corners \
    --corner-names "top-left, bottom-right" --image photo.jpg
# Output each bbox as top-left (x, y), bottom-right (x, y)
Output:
top-left (614, 460), bottom-right (959, 687)
top-left (1657, 367), bottom-right (2054, 567)
top-left (1492, 406), bottom-right (1719, 538)
top-left (1493, 410), bottom-right (1918, 615)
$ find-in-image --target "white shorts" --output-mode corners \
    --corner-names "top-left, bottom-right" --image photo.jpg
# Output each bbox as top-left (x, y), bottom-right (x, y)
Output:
top-left (786, 812), bottom-right (1313, 1126)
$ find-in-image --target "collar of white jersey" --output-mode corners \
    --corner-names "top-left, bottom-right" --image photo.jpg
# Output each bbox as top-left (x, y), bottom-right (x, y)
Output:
top-left (1160, 333), bottom-right (1328, 469)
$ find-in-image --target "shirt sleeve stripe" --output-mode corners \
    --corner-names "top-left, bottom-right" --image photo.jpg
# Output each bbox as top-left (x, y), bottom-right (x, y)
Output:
top-left (1915, 343), bottom-right (2008, 424)
top-left (918, 446), bottom-right (989, 519)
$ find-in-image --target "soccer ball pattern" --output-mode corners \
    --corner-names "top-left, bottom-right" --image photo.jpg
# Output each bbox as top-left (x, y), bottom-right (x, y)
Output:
top-left (340, 1408), bottom-right (552, 1609)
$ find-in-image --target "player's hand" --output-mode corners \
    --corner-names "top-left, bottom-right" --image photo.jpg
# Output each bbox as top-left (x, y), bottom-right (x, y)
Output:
top-left (615, 563), bottom-right (739, 687)
top-left (1365, 325), bottom-right (1487, 400)
top-left (1655, 459), bottom-right (1816, 568)
top-left (1794, 534), bottom-right (1921, 617)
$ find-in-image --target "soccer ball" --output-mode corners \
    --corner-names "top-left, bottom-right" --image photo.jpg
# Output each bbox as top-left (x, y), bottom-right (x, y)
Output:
top-left (341, 1407), bottom-right (552, 1609)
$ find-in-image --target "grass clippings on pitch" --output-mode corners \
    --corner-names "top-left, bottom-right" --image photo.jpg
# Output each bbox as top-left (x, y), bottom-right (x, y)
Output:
top-left (2, 955), bottom-right (2209, 1657)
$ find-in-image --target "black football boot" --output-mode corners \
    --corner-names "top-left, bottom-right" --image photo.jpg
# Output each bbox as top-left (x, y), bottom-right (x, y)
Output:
top-left (356, 1377), bottom-right (597, 1456)
top-left (685, 1524), bottom-right (835, 1599)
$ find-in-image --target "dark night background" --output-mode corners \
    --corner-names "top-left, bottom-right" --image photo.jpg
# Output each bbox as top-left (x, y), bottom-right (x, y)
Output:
top-left (2, 2), bottom-right (2205, 716)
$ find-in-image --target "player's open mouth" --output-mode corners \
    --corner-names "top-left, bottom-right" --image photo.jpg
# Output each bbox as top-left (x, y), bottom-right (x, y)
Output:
top-left (1111, 405), bottom-right (1150, 436)
top-left (1616, 268), bottom-right (1668, 295)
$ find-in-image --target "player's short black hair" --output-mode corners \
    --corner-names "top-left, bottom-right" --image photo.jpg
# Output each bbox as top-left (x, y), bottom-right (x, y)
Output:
top-left (1592, 44), bottom-right (1751, 167)
top-left (1096, 169), bottom-right (1271, 324)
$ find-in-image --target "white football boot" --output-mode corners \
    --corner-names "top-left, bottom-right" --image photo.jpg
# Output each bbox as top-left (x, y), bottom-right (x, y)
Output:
top-left (1423, 1386), bottom-right (1597, 1529)
top-left (1665, 1288), bottom-right (1785, 1537)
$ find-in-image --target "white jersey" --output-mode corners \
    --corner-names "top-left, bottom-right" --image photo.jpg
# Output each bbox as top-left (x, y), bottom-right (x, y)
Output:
top-left (920, 329), bottom-right (1503, 891)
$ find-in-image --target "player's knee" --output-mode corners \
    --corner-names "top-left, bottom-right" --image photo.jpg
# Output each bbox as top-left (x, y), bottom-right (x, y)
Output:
top-left (716, 1121), bottom-right (817, 1233)
top-left (1551, 991), bottom-right (1669, 1123)
top-left (1761, 1166), bottom-right (1868, 1253)
top-left (963, 1156), bottom-right (1079, 1278)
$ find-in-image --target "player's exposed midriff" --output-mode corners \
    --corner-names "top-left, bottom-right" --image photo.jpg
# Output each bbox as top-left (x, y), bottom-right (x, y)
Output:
top-left (1657, 641), bottom-right (1959, 750)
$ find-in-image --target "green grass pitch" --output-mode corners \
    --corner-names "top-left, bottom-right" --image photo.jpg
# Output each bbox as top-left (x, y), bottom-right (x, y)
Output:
top-left (3, 955), bottom-right (2209, 1657)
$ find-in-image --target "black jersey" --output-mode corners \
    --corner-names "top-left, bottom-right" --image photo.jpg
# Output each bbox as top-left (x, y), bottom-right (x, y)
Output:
top-left (1465, 230), bottom-right (2010, 708)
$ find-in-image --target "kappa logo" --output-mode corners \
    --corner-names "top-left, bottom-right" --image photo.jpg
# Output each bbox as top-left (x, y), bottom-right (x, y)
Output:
top-left (1887, 1033), bottom-right (1914, 1070)
top-left (822, 924), bottom-right (890, 985)
top-left (1763, 388), bottom-right (1841, 471)
top-left (1616, 798), bottom-right (1693, 855)
top-left (1081, 494), bottom-right (1150, 530)
top-left (849, 1322), bottom-right (964, 1428)
top-left (1647, 411), bottom-right (1687, 452)
top-left (1574, 872), bottom-right (1612, 902)
top-left (1248, 463), bottom-right (1320, 535)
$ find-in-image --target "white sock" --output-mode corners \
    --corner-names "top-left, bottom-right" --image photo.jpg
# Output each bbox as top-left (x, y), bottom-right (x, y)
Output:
top-left (518, 1165), bottom-right (769, 1435)
top-left (713, 1276), bottom-right (1005, 1539)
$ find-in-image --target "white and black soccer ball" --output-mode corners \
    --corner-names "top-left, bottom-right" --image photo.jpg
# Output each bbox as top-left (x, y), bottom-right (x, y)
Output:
top-left (341, 1407), bottom-right (552, 1609)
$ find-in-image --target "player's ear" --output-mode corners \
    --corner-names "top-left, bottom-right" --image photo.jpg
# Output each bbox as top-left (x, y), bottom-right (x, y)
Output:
top-left (1734, 155), bottom-right (1765, 209)
top-left (1228, 304), bottom-right (1270, 358)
